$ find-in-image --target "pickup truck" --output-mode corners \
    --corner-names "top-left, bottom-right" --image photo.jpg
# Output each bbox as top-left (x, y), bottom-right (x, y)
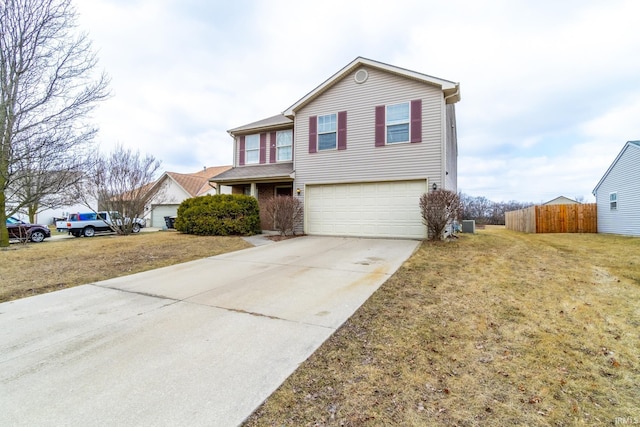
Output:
top-left (60, 211), bottom-right (145, 237)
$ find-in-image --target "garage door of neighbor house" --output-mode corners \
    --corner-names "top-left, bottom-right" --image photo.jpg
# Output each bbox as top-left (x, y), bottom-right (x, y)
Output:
top-left (306, 180), bottom-right (427, 239)
top-left (151, 204), bottom-right (181, 228)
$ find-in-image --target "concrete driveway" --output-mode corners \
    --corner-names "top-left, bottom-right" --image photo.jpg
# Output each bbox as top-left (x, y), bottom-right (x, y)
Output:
top-left (0, 236), bottom-right (419, 426)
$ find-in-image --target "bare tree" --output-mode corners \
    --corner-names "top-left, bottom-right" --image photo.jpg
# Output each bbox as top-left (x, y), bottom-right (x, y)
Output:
top-left (262, 195), bottom-right (303, 236)
top-left (459, 192), bottom-right (534, 225)
top-left (77, 145), bottom-right (162, 235)
top-left (419, 189), bottom-right (462, 241)
top-left (10, 151), bottom-right (87, 222)
top-left (0, 0), bottom-right (109, 246)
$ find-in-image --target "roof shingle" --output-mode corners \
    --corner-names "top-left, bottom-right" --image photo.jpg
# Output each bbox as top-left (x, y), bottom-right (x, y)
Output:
top-left (228, 114), bottom-right (293, 135)
top-left (166, 165), bottom-right (232, 196)
top-left (211, 163), bottom-right (294, 183)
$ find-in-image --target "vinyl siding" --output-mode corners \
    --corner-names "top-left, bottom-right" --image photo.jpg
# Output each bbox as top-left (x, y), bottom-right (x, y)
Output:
top-left (445, 104), bottom-right (458, 191)
top-left (294, 66), bottom-right (444, 194)
top-left (234, 128), bottom-right (294, 168)
top-left (156, 178), bottom-right (190, 204)
top-left (595, 144), bottom-right (640, 236)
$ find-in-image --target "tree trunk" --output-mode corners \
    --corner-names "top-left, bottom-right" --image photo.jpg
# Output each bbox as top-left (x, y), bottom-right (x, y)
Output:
top-left (28, 203), bottom-right (38, 223)
top-left (0, 186), bottom-right (8, 247)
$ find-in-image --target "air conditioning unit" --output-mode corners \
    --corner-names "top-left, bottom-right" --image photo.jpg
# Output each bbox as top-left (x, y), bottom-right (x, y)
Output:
top-left (462, 220), bottom-right (475, 233)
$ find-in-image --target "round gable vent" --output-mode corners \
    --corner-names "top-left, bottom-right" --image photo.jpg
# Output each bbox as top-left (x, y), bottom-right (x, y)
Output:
top-left (354, 68), bottom-right (368, 84)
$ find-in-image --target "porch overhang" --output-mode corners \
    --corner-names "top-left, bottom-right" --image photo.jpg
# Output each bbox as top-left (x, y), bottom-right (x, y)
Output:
top-left (210, 163), bottom-right (294, 186)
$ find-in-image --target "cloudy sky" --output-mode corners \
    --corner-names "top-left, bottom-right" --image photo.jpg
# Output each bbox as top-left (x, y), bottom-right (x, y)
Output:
top-left (74, 0), bottom-right (640, 203)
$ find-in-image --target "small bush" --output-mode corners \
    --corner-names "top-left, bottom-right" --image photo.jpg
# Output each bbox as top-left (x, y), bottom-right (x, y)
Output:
top-left (419, 190), bottom-right (462, 241)
top-left (174, 194), bottom-right (261, 236)
top-left (262, 196), bottom-right (303, 236)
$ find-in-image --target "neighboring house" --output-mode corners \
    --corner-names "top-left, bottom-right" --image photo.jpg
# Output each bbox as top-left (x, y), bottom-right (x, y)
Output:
top-left (592, 141), bottom-right (640, 236)
top-left (145, 166), bottom-right (232, 227)
top-left (6, 171), bottom-right (97, 225)
top-left (35, 200), bottom-right (98, 226)
top-left (213, 57), bottom-right (460, 239)
top-left (543, 196), bottom-right (581, 205)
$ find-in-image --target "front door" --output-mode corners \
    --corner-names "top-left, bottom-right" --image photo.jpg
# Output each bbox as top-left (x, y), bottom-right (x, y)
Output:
top-left (275, 186), bottom-right (293, 197)
top-left (258, 184), bottom-right (294, 230)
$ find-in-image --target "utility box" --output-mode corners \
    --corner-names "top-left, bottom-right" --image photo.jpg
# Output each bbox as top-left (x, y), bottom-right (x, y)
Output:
top-left (462, 220), bottom-right (475, 233)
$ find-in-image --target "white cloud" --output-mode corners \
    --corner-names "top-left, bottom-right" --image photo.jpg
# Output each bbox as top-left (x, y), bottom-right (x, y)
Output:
top-left (580, 95), bottom-right (640, 143)
top-left (73, 0), bottom-right (640, 199)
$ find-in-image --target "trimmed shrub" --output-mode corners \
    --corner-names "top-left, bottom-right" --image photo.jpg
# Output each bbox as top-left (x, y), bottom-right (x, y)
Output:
top-left (174, 194), bottom-right (261, 236)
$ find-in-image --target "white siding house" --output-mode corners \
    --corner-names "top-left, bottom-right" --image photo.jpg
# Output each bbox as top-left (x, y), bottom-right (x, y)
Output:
top-left (34, 200), bottom-right (98, 226)
top-left (592, 141), bottom-right (640, 236)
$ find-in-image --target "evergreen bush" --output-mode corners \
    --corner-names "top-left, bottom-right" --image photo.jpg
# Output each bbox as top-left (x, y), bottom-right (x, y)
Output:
top-left (174, 194), bottom-right (261, 236)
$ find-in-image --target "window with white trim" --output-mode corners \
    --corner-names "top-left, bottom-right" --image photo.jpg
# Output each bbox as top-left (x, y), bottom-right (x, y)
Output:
top-left (610, 192), bottom-right (617, 210)
top-left (318, 114), bottom-right (337, 150)
top-left (245, 134), bottom-right (259, 164)
top-left (386, 102), bottom-right (410, 143)
top-left (276, 130), bottom-right (292, 161)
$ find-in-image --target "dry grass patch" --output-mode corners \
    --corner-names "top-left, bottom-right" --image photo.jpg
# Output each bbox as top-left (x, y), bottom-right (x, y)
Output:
top-left (244, 227), bottom-right (640, 426)
top-left (0, 231), bottom-right (252, 302)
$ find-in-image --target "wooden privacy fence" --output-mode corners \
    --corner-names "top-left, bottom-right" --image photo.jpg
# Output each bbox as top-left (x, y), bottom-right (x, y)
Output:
top-left (505, 203), bottom-right (597, 233)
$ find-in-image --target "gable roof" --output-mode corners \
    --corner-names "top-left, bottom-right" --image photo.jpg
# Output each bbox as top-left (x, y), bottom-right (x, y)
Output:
top-left (152, 165), bottom-right (232, 199)
top-left (592, 140), bottom-right (640, 195)
top-left (543, 196), bottom-right (580, 205)
top-left (228, 114), bottom-right (293, 136)
top-left (283, 56), bottom-right (460, 116)
top-left (177, 165), bottom-right (232, 196)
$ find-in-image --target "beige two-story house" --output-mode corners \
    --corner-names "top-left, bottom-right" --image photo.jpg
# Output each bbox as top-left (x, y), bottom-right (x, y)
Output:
top-left (212, 57), bottom-right (460, 239)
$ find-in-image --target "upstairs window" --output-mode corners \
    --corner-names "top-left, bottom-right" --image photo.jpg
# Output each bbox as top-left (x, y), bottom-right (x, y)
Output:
top-left (317, 114), bottom-right (337, 150)
top-left (245, 134), bottom-right (260, 164)
top-left (610, 192), bottom-right (617, 210)
top-left (308, 112), bottom-right (347, 153)
top-left (386, 103), bottom-right (410, 143)
top-left (375, 99), bottom-right (422, 147)
top-left (276, 130), bottom-right (293, 161)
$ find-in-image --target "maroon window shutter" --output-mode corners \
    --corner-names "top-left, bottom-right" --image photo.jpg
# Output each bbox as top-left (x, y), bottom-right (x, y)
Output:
top-left (337, 111), bottom-right (347, 150)
top-left (410, 99), bottom-right (422, 143)
top-left (259, 133), bottom-right (267, 164)
top-left (375, 106), bottom-right (385, 147)
top-left (309, 116), bottom-right (317, 153)
top-left (239, 136), bottom-right (245, 166)
top-left (269, 132), bottom-right (277, 163)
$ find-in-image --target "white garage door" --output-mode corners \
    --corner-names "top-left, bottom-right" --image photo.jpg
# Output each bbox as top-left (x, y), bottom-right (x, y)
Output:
top-left (151, 204), bottom-right (180, 228)
top-left (306, 180), bottom-right (427, 239)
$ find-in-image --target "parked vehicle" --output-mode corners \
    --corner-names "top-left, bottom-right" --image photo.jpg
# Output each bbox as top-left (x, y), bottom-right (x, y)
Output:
top-left (6, 217), bottom-right (51, 243)
top-left (63, 211), bottom-right (145, 237)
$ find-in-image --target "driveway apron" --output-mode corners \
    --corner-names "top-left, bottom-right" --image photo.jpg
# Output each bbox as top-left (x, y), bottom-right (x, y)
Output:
top-left (0, 236), bottom-right (419, 426)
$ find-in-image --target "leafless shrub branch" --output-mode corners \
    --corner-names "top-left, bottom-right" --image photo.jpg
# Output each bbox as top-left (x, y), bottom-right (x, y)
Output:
top-left (419, 189), bottom-right (462, 241)
top-left (262, 196), bottom-right (303, 236)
